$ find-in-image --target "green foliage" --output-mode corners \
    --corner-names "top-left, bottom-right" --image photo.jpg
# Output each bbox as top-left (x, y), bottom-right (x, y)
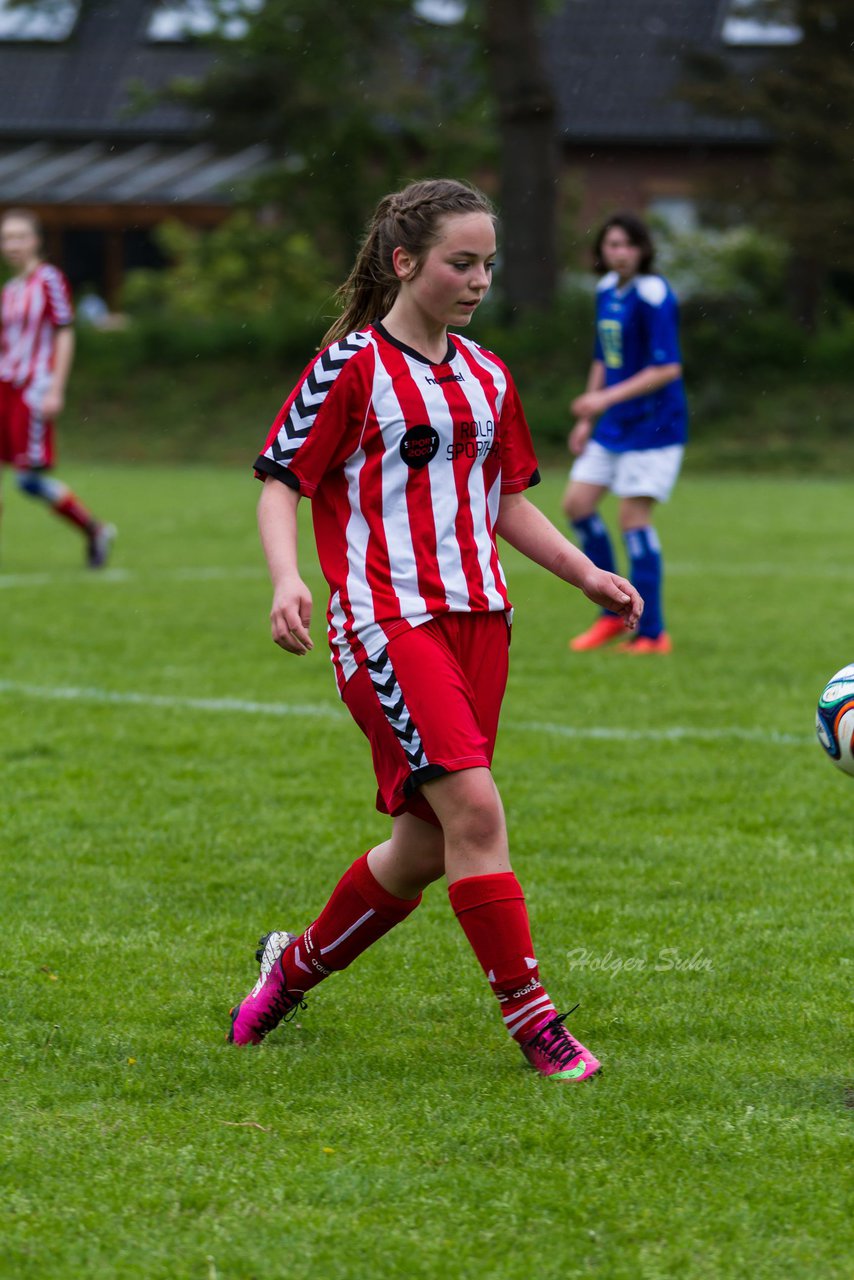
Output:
top-left (167, 0), bottom-right (494, 263)
top-left (683, 305), bottom-right (808, 381)
top-left (654, 223), bottom-right (790, 309)
top-left (64, 286), bottom-right (854, 470)
top-left (1, 467), bottom-right (852, 1278)
top-left (122, 212), bottom-right (333, 323)
top-left (680, 0), bottom-right (854, 319)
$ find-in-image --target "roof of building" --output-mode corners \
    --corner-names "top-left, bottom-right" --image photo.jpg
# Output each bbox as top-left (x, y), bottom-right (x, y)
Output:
top-left (544, 0), bottom-right (769, 146)
top-left (0, 0), bottom-right (769, 158)
top-left (0, 0), bottom-right (216, 140)
top-left (0, 139), bottom-right (271, 204)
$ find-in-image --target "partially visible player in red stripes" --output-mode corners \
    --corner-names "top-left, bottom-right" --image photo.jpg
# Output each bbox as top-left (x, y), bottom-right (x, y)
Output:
top-left (227, 179), bottom-right (643, 1081)
top-left (0, 209), bottom-right (114, 567)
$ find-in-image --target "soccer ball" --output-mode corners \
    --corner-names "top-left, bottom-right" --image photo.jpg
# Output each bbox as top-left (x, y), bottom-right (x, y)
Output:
top-left (815, 664), bottom-right (854, 776)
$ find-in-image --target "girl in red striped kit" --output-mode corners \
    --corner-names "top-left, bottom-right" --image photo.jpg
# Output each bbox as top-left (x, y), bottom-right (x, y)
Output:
top-left (0, 209), bottom-right (114, 567)
top-left (228, 179), bottom-right (642, 1080)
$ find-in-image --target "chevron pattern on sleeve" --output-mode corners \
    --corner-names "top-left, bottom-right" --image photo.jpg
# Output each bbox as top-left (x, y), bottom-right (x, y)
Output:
top-left (268, 332), bottom-right (371, 466)
top-left (41, 264), bottom-right (73, 326)
top-left (365, 648), bottom-right (428, 773)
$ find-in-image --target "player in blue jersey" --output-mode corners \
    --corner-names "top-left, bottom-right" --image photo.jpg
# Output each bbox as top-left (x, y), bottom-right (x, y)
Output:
top-left (562, 212), bottom-right (687, 653)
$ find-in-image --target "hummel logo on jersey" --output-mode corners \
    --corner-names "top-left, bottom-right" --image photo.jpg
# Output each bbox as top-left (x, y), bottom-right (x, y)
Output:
top-left (425, 372), bottom-right (464, 385)
top-left (400, 424), bottom-right (440, 470)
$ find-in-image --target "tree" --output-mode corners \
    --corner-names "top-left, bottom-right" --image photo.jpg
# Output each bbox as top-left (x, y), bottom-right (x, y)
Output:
top-left (169, 1), bottom-right (492, 263)
top-left (682, 0), bottom-right (854, 327)
top-left (482, 0), bottom-right (559, 312)
top-left (163, 0), bottom-right (559, 312)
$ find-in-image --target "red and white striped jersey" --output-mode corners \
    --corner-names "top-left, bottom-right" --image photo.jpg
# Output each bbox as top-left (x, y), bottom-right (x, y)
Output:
top-left (255, 322), bottom-right (540, 689)
top-left (0, 263), bottom-right (74, 389)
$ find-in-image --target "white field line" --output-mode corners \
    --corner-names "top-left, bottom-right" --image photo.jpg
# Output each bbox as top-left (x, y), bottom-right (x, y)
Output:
top-left (507, 559), bottom-right (854, 580)
top-left (3, 560), bottom-right (854, 591)
top-left (0, 680), bottom-right (345, 722)
top-left (0, 679), bottom-right (815, 746)
top-left (0, 566), bottom-right (266, 589)
top-left (513, 718), bottom-right (813, 746)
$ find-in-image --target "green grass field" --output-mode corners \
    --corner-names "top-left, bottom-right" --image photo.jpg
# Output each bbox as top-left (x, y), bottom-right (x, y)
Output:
top-left (1, 465), bottom-right (851, 1280)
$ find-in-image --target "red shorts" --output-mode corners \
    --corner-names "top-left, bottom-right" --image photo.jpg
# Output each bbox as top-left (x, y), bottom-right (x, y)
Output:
top-left (342, 611), bottom-right (510, 825)
top-left (0, 380), bottom-right (55, 469)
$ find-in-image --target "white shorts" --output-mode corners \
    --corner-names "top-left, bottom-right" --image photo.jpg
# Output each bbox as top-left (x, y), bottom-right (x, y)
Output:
top-left (569, 441), bottom-right (684, 503)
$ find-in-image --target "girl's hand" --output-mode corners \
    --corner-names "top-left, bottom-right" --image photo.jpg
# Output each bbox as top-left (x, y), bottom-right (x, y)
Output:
top-left (571, 389), bottom-right (610, 419)
top-left (270, 576), bottom-right (313, 655)
top-left (579, 568), bottom-right (643, 630)
top-left (568, 417), bottom-right (593, 456)
top-left (41, 387), bottom-right (64, 419)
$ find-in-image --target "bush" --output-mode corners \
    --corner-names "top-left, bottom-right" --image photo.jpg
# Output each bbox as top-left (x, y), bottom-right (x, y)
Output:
top-left (653, 223), bottom-right (790, 309)
top-left (120, 212), bottom-right (336, 362)
top-left (682, 303), bottom-right (809, 381)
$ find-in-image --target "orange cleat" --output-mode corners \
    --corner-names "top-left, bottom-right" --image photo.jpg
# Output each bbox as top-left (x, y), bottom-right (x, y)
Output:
top-left (569, 615), bottom-right (626, 652)
top-left (615, 632), bottom-right (673, 654)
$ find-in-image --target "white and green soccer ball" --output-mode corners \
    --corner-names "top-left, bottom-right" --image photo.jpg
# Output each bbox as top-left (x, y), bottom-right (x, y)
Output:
top-left (816, 664), bottom-right (854, 777)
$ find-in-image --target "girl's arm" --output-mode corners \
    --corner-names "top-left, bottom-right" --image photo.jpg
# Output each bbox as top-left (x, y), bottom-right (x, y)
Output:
top-left (41, 326), bottom-right (75, 419)
top-left (258, 477), bottom-right (314, 655)
top-left (495, 491), bottom-right (643, 625)
top-left (572, 361), bottom-right (681, 420)
top-left (568, 359), bottom-right (605, 455)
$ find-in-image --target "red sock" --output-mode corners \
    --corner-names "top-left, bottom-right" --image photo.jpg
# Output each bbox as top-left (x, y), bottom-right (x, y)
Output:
top-left (282, 852), bottom-right (421, 995)
top-left (54, 492), bottom-right (96, 534)
top-left (449, 872), bottom-right (556, 1043)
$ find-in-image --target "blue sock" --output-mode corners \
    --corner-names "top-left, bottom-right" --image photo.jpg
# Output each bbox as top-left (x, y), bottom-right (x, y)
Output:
top-left (624, 526), bottom-right (664, 638)
top-left (571, 513), bottom-right (618, 617)
top-left (17, 470), bottom-right (65, 503)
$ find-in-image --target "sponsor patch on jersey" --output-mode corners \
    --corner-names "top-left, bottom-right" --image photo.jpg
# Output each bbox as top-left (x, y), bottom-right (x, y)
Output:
top-left (400, 424), bottom-right (440, 469)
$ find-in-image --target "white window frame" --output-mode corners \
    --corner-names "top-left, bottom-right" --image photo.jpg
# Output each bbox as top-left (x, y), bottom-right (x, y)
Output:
top-left (720, 0), bottom-right (802, 47)
top-left (0, 0), bottom-right (80, 41)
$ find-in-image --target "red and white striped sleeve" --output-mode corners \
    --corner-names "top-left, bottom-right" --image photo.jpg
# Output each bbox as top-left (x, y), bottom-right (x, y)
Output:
top-left (495, 367), bottom-right (540, 494)
top-left (39, 264), bottom-right (74, 328)
top-left (254, 332), bottom-right (372, 495)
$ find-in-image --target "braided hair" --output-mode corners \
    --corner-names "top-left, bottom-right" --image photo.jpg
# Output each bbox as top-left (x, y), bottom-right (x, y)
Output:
top-left (323, 179), bottom-right (496, 346)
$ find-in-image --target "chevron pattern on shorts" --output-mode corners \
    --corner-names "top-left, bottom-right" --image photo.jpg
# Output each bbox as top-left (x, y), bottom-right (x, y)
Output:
top-left (366, 648), bottom-right (427, 772)
top-left (269, 333), bottom-right (370, 466)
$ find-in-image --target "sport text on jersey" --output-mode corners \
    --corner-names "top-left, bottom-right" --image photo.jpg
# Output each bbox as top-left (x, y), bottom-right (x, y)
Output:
top-left (447, 418), bottom-right (498, 462)
top-left (400, 424), bottom-right (440, 469)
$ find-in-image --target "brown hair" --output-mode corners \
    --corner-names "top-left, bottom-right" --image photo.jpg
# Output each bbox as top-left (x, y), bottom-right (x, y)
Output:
top-left (323, 178), bottom-right (496, 346)
top-left (593, 211), bottom-right (655, 276)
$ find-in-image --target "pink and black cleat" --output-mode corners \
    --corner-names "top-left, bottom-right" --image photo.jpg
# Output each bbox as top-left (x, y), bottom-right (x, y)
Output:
top-left (227, 930), bottom-right (305, 1045)
top-left (87, 522), bottom-right (116, 569)
top-left (520, 1006), bottom-right (601, 1081)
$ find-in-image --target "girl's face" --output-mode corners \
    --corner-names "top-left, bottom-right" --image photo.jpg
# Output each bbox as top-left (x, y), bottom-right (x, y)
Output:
top-left (0, 217), bottom-right (41, 272)
top-left (600, 226), bottom-right (643, 281)
top-left (395, 211), bottom-right (496, 330)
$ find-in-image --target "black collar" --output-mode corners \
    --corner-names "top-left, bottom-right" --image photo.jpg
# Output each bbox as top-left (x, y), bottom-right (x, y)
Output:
top-left (374, 320), bottom-right (457, 367)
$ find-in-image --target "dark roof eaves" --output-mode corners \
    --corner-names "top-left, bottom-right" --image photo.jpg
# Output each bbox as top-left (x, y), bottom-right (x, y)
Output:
top-left (560, 131), bottom-right (771, 149)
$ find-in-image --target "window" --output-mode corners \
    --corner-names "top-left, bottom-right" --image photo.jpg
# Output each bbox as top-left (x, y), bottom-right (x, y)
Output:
top-left (148, 0), bottom-right (466, 42)
top-left (414, 0), bottom-right (466, 24)
top-left (721, 0), bottom-right (802, 46)
top-left (146, 0), bottom-right (263, 42)
top-left (647, 197), bottom-right (699, 235)
top-left (0, 0), bottom-right (80, 41)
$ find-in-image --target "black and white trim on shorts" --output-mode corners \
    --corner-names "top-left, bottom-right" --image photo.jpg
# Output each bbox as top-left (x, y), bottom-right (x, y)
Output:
top-left (365, 647), bottom-right (444, 795)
